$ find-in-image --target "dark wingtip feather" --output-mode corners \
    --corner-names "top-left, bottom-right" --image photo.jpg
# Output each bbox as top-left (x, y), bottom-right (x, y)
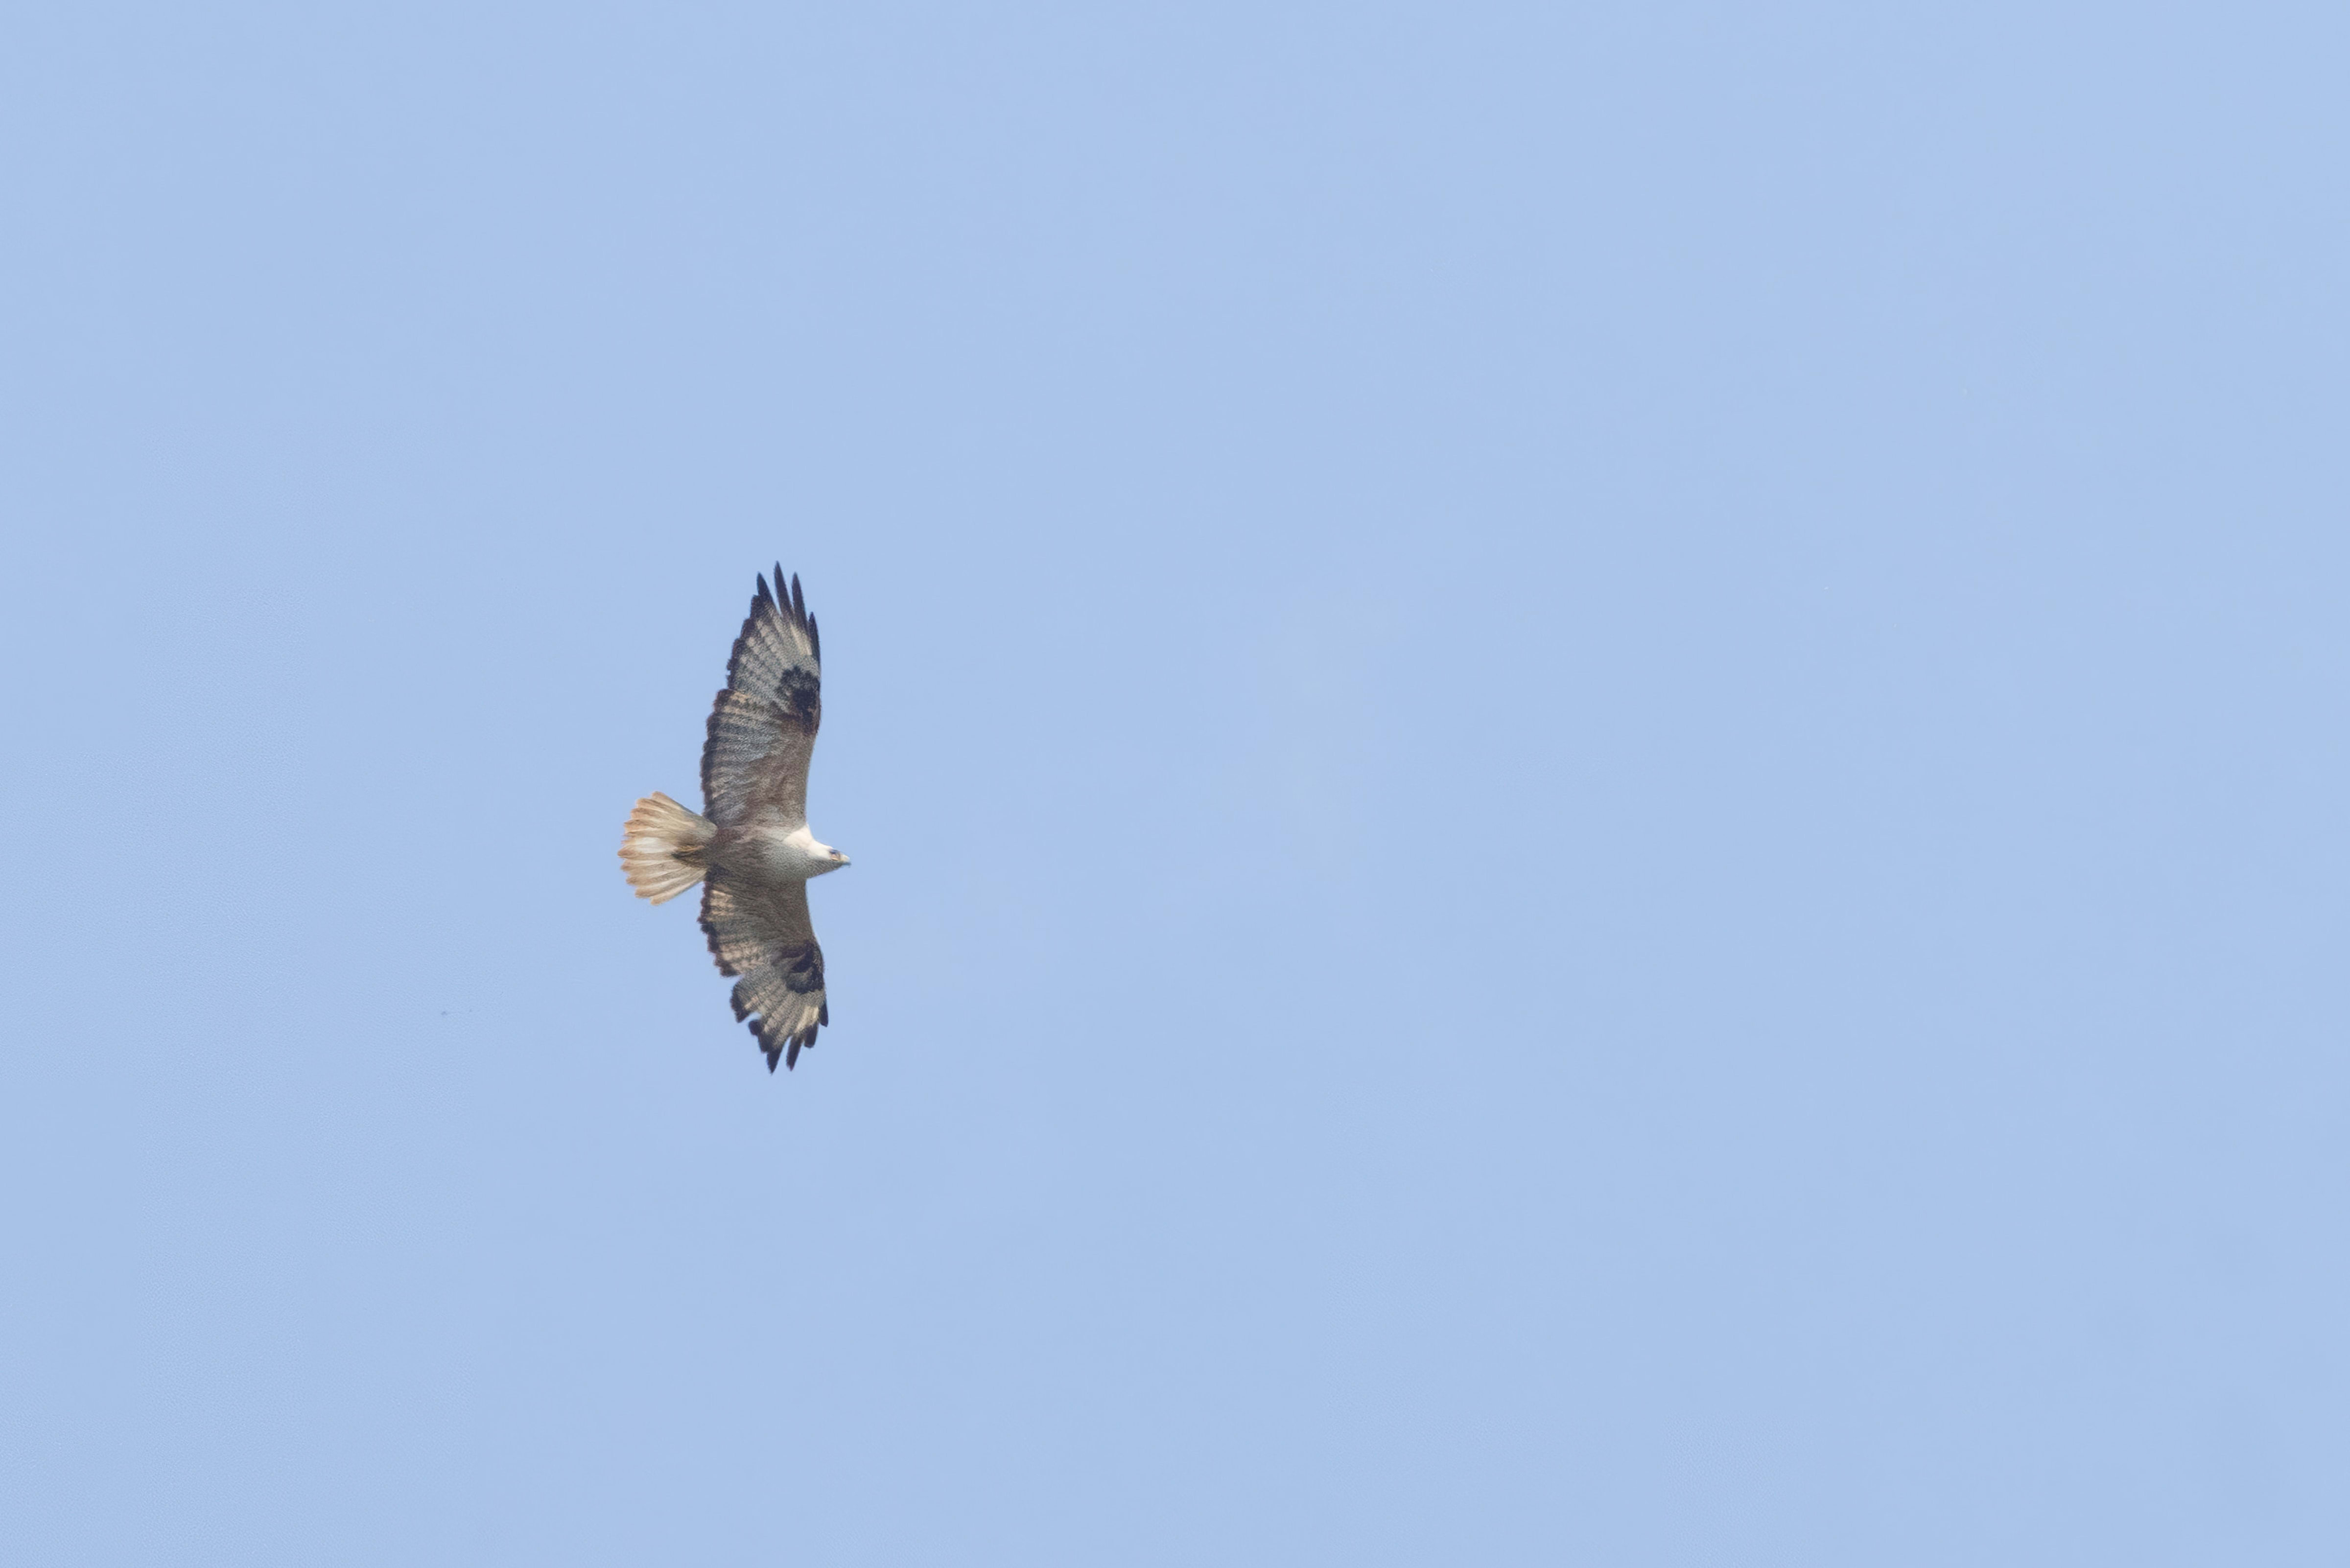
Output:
top-left (808, 613), bottom-right (821, 665)
top-left (791, 574), bottom-right (805, 620)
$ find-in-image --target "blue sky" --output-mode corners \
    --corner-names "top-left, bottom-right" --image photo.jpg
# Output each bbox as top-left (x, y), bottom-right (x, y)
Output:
top-left (4, 1), bottom-right (2348, 1562)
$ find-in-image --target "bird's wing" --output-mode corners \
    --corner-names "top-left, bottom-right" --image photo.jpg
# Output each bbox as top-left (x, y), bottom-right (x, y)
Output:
top-left (700, 870), bottom-right (828, 1071)
top-left (700, 567), bottom-right (822, 831)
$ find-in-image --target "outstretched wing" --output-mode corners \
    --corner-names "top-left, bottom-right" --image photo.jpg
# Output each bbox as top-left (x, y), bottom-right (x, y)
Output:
top-left (701, 566), bottom-right (822, 830)
top-left (700, 870), bottom-right (828, 1071)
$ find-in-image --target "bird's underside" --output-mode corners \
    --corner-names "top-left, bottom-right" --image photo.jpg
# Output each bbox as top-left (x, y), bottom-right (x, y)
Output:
top-left (619, 567), bottom-right (841, 1073)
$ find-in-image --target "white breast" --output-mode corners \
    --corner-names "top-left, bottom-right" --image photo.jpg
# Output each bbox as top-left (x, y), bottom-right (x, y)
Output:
top-left (758, 825), bottom-right (834, 880)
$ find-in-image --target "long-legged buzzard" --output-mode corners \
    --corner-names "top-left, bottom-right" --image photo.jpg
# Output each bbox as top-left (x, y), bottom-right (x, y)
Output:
top-left (620, 568), bottom-right (846, 1072)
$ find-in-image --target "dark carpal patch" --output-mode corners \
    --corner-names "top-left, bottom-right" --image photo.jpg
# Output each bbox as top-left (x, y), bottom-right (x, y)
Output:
top-left (774, 667), bottom-right (821, 734)
top-left (779, 942), bottom-right (824, 994)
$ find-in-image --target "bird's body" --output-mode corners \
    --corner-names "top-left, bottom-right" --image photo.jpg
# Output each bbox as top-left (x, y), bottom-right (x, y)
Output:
top-left (724, 821), bottom-right (849, 883)
top-left (620, 568), bottom-right (846, 1072)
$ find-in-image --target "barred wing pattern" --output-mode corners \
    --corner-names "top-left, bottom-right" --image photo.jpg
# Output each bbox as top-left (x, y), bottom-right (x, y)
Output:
top-left (701, 567), bottom-right (822, 831)
top-left (701, 871), bottom-right (828, 1072)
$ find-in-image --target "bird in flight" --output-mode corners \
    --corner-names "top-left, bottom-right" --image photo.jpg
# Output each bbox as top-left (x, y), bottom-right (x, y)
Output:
top-left (620, 568), bottom-right (846, 1072)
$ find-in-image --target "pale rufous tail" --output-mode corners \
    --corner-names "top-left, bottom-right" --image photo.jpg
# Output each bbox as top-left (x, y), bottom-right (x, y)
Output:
top-left (619, 792), bottom-right (716, 904)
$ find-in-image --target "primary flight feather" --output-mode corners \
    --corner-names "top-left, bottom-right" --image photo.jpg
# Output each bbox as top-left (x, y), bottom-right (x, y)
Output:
top-left (620, 568), bottom-right (847, 1073)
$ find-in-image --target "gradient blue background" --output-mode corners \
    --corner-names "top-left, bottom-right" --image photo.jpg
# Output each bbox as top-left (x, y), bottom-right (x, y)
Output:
top-left (5, 2), bottom-right (2348, 1562)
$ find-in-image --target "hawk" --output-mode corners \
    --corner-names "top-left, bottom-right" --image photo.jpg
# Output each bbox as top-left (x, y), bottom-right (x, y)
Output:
top-left (620, 568), bottom-right (847, 1072)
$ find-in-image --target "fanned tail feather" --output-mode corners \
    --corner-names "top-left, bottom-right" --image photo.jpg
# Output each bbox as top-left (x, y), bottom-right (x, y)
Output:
top-left (619, 792), bottom-right (716, 904)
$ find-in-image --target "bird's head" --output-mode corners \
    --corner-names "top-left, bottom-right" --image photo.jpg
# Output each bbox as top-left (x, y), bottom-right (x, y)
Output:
top-left (777, 826), bottom-right (849, 877)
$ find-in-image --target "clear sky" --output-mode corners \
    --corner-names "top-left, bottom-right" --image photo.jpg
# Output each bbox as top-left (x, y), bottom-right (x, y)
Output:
top-left (4, 2), bottom-right (2347, 1563)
